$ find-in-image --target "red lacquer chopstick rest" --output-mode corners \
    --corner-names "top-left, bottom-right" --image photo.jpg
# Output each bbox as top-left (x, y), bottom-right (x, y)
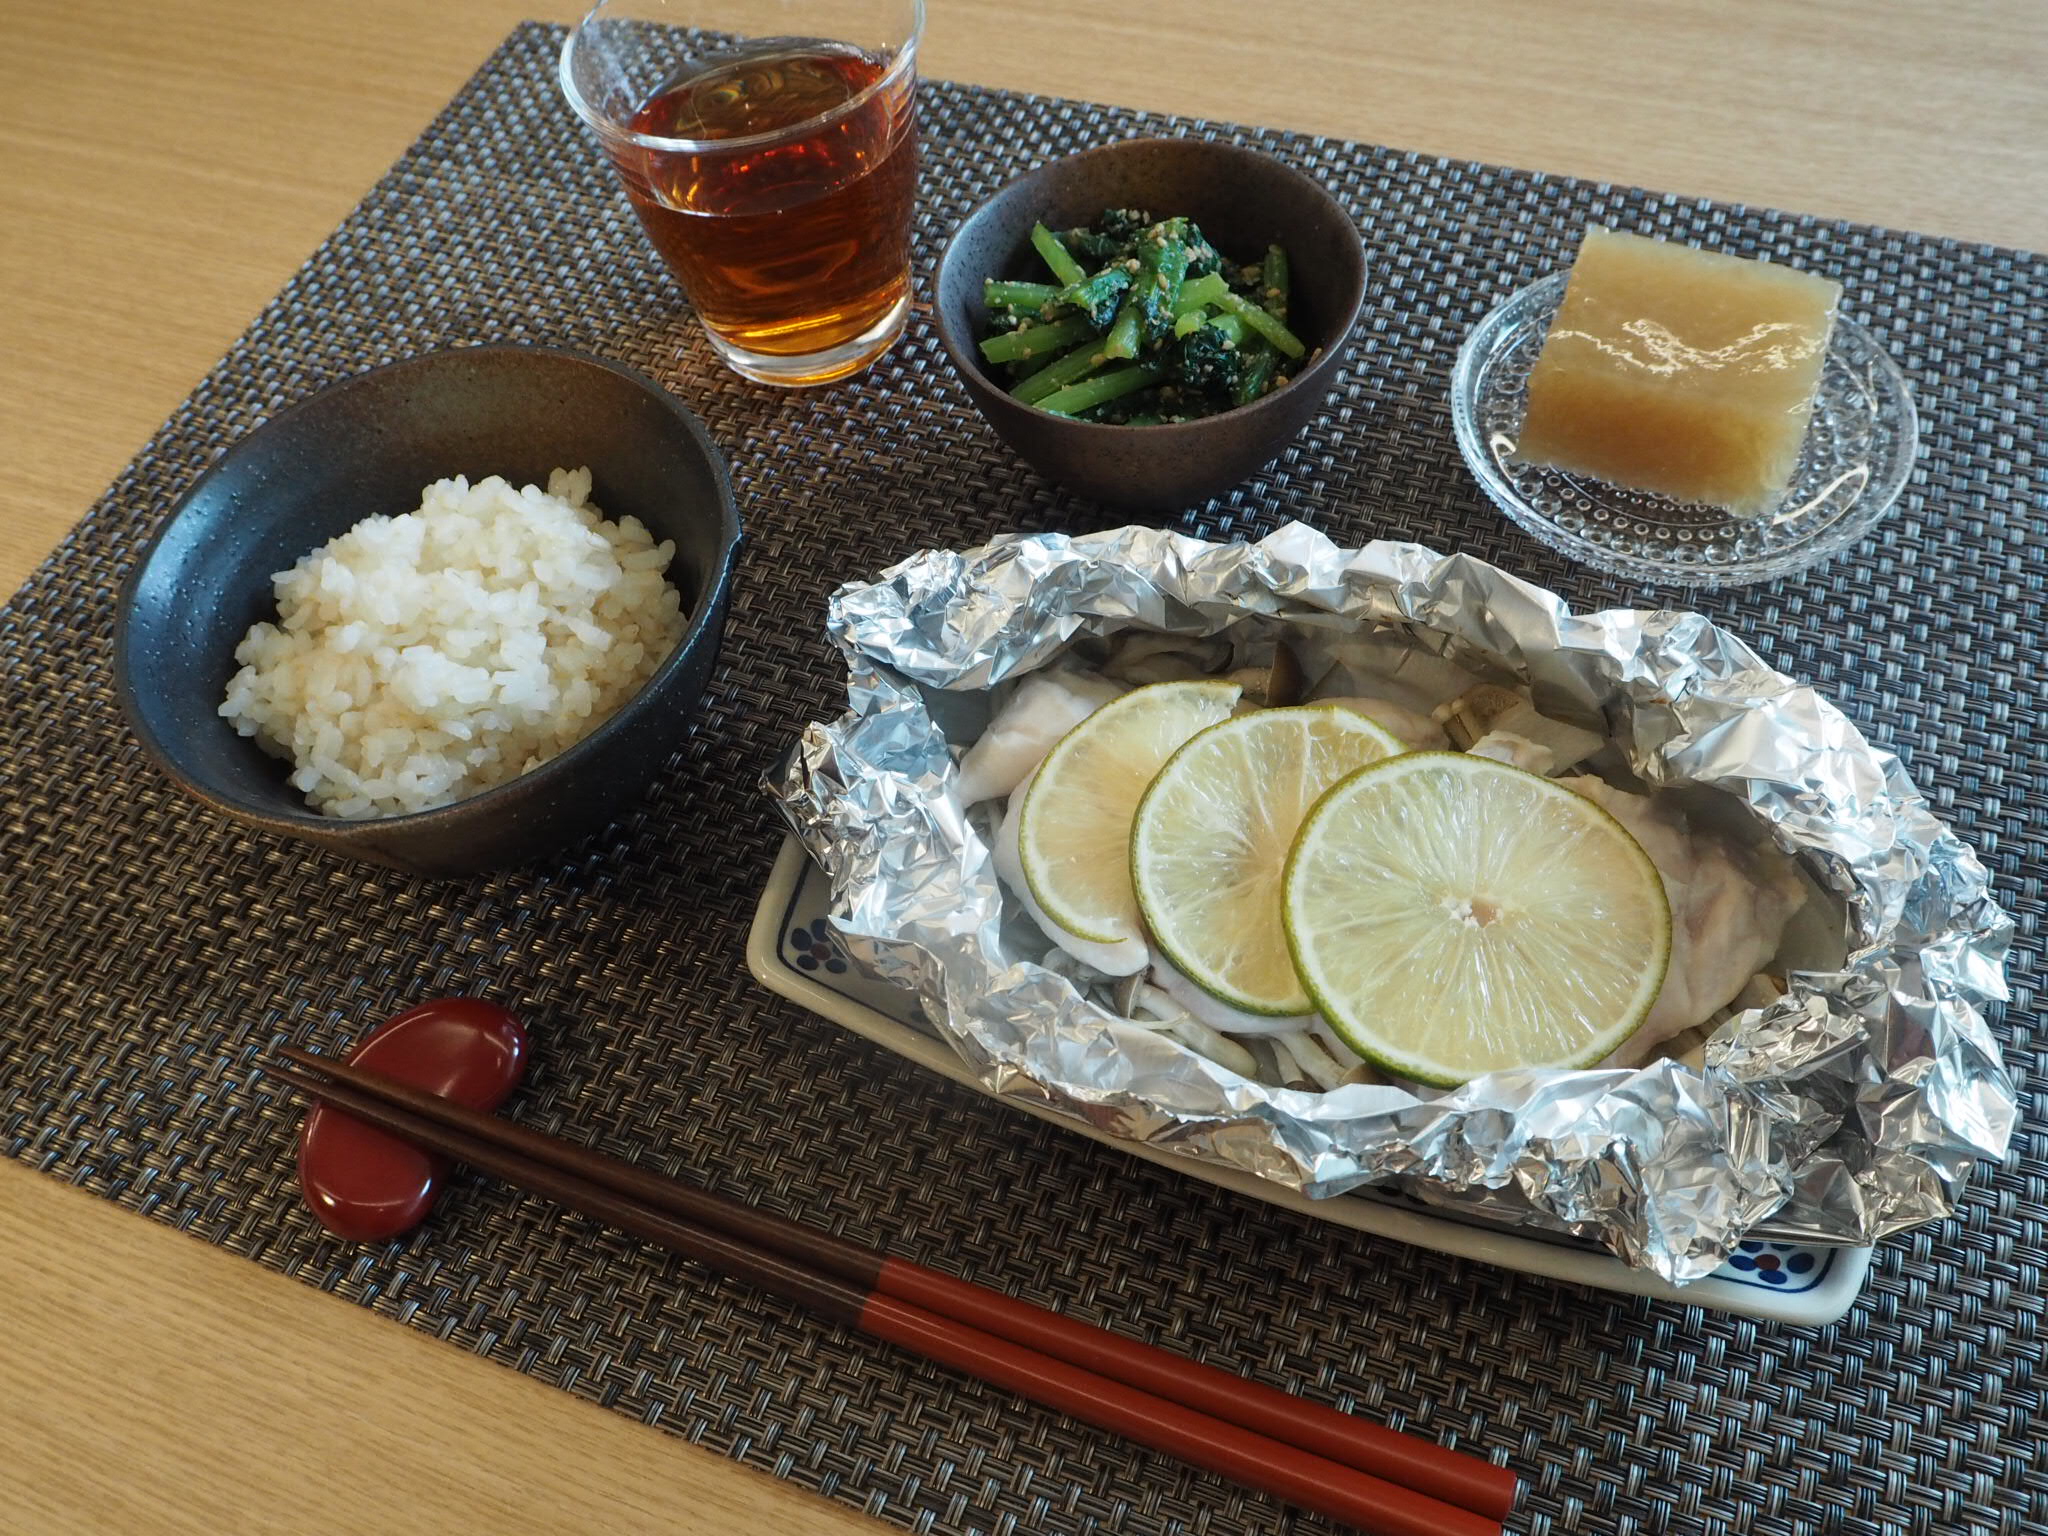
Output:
top-left (297, 997), bottom-right (527, 1240)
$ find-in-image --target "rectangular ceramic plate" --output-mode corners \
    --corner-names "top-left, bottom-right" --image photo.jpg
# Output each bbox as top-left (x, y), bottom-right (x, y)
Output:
top-left (748, 836), bottom-right (1871, 1325)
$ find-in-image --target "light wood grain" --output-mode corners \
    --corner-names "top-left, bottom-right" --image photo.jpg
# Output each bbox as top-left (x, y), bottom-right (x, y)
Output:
top-left (0, 1160), bottom-right (886, 1536)
top-left (2, 2), bottom-right (2043, 1531)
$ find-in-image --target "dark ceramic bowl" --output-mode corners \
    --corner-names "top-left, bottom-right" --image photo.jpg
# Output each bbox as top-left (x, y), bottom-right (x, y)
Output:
top-left (933, 138), bottom-right (1368, 511)
top-left (115, 345), bottom-right (742, 878)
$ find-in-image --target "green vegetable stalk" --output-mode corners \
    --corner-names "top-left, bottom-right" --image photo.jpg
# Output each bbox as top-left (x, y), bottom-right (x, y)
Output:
top-left (1036, 363), bottom-right (1167, 417)
top-left (1100, 289), bottom-right (1145, 361)
top-left (1132, 218), bottom-right (1193, 344)
top-left (1172, 273), bottom-right (1230, 316)
top-left (1028, 223), bottom-right (1087, 288)
top-left (1208, 288), bottom-right (1305, 358)
top-left (1014, 336), bottom-right (1110, 405)
top-left (978, 313), bottom-right (1096, 364)
top-left (1259, 244), bottom-right (1289, 321)
top-left (983, 279), bottom-right (1059, 314)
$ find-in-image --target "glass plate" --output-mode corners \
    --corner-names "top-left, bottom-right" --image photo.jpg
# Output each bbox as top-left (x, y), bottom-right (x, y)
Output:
top-left (1450, 271), bottom-right (1919, 588)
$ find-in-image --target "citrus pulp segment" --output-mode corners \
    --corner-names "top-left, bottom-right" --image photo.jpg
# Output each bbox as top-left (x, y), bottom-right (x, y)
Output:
top-left (1281, 752), bottom-right (1670, 1085)
top-left (1015, 679), bottom-right (1241, 946)
top-left (1131, 706), bottom-right (1404, 1015)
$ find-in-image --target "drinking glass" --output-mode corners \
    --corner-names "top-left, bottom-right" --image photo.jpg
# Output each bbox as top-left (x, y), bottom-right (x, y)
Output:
top-left (561, 0), bottom-right (924, 386)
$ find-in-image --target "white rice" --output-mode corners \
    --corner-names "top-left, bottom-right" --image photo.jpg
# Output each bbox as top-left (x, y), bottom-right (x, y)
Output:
top-left (219, 467), bottom-right (686, 820)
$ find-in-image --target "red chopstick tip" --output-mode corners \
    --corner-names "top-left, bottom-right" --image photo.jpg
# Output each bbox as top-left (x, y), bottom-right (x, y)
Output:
top-left (875, 1256), bottom-right (1518, 1521)
top-left (861, 1292), bottom-right (1504, 1536)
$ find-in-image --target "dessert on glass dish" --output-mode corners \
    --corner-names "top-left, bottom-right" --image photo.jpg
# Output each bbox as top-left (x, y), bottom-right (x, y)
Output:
top-left (1451, 227), bottom-right (1918, 587)
top-left (1515, 227), bottom-right (1844, 517)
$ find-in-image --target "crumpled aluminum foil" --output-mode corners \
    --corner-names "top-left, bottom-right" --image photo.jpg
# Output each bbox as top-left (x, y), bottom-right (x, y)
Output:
top-left (768, 522), bottom-right (2014, 1283)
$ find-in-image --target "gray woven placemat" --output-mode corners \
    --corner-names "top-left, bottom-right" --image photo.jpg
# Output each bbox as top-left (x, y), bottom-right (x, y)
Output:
top-left (3, 22), bottom-right (2042, 1535)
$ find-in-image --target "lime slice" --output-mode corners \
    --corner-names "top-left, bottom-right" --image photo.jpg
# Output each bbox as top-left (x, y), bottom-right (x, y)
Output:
top-left (1132, 706), bottom-right (1404, 1015)
top-left (1282, 752), bottom-right (1670, 1085)
top-left (1016, 679), bottom-right (1240, 945)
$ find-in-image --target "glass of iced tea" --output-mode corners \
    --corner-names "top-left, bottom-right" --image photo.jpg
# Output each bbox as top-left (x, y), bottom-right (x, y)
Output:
top-left (561, 0), bottom-right (923, 386)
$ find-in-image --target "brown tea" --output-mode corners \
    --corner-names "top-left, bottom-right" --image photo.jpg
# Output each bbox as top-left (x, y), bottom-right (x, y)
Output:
top-left (616, 41), bottom-right (918, 369)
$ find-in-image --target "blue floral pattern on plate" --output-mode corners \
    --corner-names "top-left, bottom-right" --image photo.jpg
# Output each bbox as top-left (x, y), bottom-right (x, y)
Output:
top-left (1718, 1239), bottom-right (1832, 1292)
top-left (788, 917), bottom-right (849, 974)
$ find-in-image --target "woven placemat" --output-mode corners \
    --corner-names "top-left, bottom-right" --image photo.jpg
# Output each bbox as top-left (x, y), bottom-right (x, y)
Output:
top-left (3, 22), bottom-right (2043, 1535)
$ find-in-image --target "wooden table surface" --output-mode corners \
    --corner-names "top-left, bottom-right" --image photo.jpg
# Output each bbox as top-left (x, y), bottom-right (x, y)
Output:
top-left (3, 2), bottom-right (2043, 1530)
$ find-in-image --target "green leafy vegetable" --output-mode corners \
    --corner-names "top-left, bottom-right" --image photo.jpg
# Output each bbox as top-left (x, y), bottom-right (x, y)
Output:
top-left (979, 209), bottom-right (1310, 422)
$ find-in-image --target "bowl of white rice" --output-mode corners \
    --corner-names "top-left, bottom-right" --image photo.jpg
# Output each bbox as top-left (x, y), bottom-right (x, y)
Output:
top-left (116, 345), bottom-right (741, 876)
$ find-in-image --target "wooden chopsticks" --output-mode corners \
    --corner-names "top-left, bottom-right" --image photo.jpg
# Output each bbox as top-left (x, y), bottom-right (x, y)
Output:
top-left (270, 1047), bottom-right (1517, 1536)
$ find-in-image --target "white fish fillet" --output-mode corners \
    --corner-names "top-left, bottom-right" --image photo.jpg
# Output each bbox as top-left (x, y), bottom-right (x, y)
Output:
top-left (1101, 631), bottom-right (1231, 686)
top-left (1563, 777), bottom-right (1807, 1068)
top-left (955, 668), bottom-right (1127, 804)
top-left (1434, 684), bottom-right (1606, 772)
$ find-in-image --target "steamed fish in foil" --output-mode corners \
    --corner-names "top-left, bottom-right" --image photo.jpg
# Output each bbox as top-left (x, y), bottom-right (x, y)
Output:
top-left (960, 634), bottom-right (1809, 1089)
top-left (773, 523), bottom-right (2013, 1280)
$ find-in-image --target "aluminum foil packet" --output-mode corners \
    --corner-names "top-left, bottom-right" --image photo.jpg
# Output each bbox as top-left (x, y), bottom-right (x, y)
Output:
top-left (768, 523), bottom-right (2014, 1283)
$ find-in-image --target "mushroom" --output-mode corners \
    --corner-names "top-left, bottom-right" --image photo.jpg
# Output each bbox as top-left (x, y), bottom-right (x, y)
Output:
top-left (1434, 683), bottom-right (1606, 774)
